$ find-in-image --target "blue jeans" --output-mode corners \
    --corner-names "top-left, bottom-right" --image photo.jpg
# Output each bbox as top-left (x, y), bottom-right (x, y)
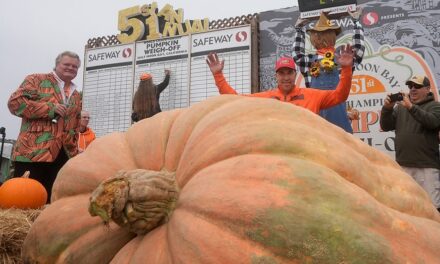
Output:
top-left (311, 69), bottom-right (353, 133)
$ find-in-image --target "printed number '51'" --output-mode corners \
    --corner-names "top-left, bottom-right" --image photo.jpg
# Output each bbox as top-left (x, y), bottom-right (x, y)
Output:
top-left (117, 6), bottom-right (144, 43)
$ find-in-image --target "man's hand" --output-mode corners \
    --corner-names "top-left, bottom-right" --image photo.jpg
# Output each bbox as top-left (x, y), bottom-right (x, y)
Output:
top-left (399, 92), bottom-right (413, 109)
top-left (164, 69), bottom-right (171, 75)
top-left (335, 44), bottom-right (354, 68)
top-left (348, 7), bottom-right (363, 20)
top-left (206, 52), bottom-right (224, 74)
top-left (383, 94), bottom-right (396, 110)
top-left (347, 108), bottom-right (360, 121)
top-left (55, 103), bottom-right (67, 117)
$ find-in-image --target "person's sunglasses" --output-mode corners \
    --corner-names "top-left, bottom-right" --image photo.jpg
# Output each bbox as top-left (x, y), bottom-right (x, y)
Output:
top-left (408, 83), bottom-right (424, 89)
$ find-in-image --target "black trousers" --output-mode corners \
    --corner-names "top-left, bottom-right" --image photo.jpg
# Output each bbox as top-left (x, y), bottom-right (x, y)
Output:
top-left (14, 150), bottom-right (69, 204)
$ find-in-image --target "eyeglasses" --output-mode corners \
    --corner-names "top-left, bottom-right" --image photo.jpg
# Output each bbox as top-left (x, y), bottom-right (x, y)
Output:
top-left (408, 83), bottom-right (424, 89)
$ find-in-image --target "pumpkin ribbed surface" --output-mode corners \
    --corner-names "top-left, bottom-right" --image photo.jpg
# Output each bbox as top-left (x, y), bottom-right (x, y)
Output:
top-left (23, 95), bottom-right (440, 263)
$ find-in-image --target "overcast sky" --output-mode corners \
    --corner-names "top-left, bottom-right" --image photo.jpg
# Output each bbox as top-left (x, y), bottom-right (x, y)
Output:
top-left (0, 0), bottom-right (297, 140)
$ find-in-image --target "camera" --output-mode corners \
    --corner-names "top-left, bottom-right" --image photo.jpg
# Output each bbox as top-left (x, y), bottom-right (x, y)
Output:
top-left (389, 92), bottom-right (404, 102)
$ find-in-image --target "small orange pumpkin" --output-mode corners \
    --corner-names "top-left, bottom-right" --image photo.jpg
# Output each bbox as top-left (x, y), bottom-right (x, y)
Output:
top-left (0, 171), bottom-right (47, 209)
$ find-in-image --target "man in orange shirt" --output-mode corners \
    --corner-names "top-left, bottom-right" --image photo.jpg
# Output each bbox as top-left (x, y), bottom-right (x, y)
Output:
top-left (206, 44), bottom-right (354, 114)
top-left (78, 110), bottom-right (96, 153)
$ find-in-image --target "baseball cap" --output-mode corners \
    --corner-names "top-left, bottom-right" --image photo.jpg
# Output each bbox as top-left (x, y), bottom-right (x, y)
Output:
top-left (275, 57), bottom-right (296, 72)
top-left (405, 75), bottom-right (430, 87)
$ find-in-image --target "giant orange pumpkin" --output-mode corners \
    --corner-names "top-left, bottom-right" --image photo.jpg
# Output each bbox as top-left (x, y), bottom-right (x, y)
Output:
top-left (0, 171), bottom-right (47, 209)
top-left (23, 96), bottom-right (440, 263)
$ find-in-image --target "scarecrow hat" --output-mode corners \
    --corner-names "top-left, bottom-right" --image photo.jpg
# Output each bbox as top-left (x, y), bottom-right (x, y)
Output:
top-left (307, 12), bottom-right (341, 36)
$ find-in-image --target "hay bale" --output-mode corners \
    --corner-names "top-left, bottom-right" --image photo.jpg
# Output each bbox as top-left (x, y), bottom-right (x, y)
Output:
top-left (0, 208), bottom-right (41, 264)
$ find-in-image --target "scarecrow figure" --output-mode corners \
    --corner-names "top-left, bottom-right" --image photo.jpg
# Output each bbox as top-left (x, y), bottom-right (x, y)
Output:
top-left (293, 9), bottom-right (364, 133)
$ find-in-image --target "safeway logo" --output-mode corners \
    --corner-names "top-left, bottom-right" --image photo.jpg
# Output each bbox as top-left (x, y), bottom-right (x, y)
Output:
top-left (363, 12), bottom-right (379, 26)
top-left (122, 48), bottom-right (132, 58)
top-left (235, 31), bottom-right (248, 42)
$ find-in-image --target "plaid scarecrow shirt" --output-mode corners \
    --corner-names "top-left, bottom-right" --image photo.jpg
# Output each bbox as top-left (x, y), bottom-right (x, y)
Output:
top-left (292, 18), bottom-right (365, 88)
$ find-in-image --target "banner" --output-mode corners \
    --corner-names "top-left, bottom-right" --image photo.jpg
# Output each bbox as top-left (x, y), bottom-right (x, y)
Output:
top-left (259, 0), bottom-right (440, 157)
top-left (298, 0), bottom-right (357, 18)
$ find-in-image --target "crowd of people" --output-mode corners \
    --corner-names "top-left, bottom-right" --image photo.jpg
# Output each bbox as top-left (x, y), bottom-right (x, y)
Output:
top-left (5, 10), bottom-right (440, 212)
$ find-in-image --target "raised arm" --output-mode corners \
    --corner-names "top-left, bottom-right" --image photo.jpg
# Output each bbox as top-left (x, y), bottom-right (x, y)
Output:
top-left (292, 17), bottom-right (314, 87)
top-left (206, 52), bottom-right (238, 94)
top-left (320, 44), bottom-right (354, 109)
top-left (156, 69), bottom-right (171, 95)
top-left (348, 7), bottom-right (365, 67)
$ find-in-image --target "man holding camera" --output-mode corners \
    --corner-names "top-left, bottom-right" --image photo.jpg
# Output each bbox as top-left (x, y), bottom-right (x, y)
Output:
top-left (7, 51), bottom-right (82, 203)
top-left (380, 75), bottom-right (440, 212)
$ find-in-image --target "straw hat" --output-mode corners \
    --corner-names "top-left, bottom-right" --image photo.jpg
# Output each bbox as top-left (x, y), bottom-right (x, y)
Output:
top-left (307, 12), bottom-right (341, 36)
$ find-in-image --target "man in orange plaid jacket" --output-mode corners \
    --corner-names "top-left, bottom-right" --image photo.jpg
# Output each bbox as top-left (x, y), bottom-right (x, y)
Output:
top-left (8, 51), bottom-right (82, 203)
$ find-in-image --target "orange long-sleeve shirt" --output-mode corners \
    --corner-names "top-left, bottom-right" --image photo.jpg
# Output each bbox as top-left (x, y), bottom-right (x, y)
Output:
top-left (214, 66), bottom-right (353, 114)
top-left (78, 127), bottom-right (96, 152)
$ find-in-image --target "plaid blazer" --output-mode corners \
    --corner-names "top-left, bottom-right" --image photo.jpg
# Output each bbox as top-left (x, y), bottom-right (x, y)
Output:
top-left (8, 73), bottom-right (82, 162)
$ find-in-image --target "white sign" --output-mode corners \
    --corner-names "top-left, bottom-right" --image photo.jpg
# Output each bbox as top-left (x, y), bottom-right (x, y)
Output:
top-left (190, 26), bottom-right (252, 104)
top-left (83, 43), bottom-right (135, 137)
top-left (83, 25), bottom-right (253, 137)
top-left (191, 26), bottom-right (251, 53)
top-left (300, 4), bottom-right (356, 19)
top-left (135, 36), bottom-right (190, 111)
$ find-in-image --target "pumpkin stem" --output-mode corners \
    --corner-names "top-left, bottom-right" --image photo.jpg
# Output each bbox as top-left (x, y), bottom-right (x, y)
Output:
top-left (89, 169), bottom-right (178, 235)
